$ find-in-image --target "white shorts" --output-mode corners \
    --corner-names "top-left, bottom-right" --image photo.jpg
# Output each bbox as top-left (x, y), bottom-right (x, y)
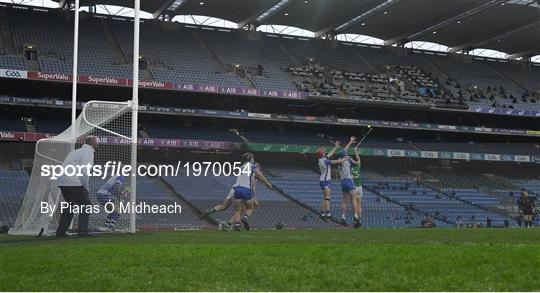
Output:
top-left (356, 186), bottom-right (363, 198)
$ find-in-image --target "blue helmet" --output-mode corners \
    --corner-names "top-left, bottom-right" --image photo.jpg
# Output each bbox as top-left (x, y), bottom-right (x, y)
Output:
top-left (337, 150), bottom-right (347, 158)
top-left (117, 175), bottom-right (126, 184)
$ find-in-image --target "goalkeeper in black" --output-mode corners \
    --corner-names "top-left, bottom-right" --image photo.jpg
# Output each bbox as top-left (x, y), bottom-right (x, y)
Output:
top-left (518, 191), bottom-right (535, 228)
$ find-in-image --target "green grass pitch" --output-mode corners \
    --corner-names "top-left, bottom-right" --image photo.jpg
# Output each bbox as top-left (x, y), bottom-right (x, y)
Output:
top-left (1, 228), bottom-right (539, 291)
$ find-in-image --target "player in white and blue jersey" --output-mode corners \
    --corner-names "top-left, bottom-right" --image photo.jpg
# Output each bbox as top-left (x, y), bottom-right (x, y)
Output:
top-left (336, 138), bottom-right (362, 228)
top-left (97, 175), bottom-right (129, 231)
top-left (231, 153), bottom-right (274, 231)
top-left (316, 138), bottom-right (355, 220)
top-left (202, 163), bottom-right (261, 231)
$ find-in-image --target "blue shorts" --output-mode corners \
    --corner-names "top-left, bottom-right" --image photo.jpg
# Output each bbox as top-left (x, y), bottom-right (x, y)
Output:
top-left (341, 179), bottom-right (356, 193)
top-left (233, 186), bottom-right (253, 201)
top-left (319, 180), bottom-right (331, 190)
top-left (97, 193), bottom-right (113, 205)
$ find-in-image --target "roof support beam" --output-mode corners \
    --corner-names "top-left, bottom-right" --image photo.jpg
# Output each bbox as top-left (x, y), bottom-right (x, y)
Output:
top-left (237, 0), bottom-right (283, 29)
top-left (314, 0), bottom-right (399, 38)
top-left (449, 21), bottom-right (540, 53)
top-left (152, 0), bottom-right (176, 19)
top-left (245, 0), bottom-right (293, 28)
top-left (237, 12), bottom-right (264, 29)
top-left (508, 48), bottom-right (540, 59)
top-left (385, 0), bottom-right (508, 46)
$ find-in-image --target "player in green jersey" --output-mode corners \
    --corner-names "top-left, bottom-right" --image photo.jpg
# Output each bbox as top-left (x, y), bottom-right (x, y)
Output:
top-left (351, 146), bottom-right (363, 226)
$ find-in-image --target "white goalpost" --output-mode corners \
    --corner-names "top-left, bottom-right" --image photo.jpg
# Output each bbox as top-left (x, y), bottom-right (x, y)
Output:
top-left (130, 0), bottom-right (140, 234)
top-left (9, 0), bottom-right (140, 235)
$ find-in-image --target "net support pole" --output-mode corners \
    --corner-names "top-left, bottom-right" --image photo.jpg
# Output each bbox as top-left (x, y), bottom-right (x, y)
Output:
top-left (71, 0), bottom-right (79, 141)
top-left (129, 0), bottom-right (140, 233)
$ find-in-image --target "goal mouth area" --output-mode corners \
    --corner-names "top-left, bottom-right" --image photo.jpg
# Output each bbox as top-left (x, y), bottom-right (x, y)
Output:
top-left (9, 100), bottom-right (137, 236)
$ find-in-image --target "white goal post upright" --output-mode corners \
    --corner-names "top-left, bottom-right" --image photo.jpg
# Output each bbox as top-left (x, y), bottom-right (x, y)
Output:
top-left (71, 0), bottom-right (79, 140)
top-left (130, 0), bottom-right (140, 233)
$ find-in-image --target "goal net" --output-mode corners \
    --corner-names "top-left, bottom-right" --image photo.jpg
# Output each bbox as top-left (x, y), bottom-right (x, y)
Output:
top-left (9, 101), bottom-right (136, 235)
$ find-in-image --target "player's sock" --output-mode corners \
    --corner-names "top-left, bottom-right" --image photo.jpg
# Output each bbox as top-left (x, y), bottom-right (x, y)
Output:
top-left (202, 208), bottom-right (215, 217)
top-left (340, 216), bottom-right (348, 226)
top-left (354, 213), bottom-right (358, 218)
top-left (242, 215), bottom-right (251, 230)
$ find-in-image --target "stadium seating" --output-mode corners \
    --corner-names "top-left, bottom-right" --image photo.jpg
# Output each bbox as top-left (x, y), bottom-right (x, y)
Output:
top-left (426, 55), bottom-right (538, 111)
top-left (133, 175), bottom-right (208, 229)
top-left (367, 179), bottom-right (511, 226)
top-left (7, 7), bottom-right (133, 78)
top-left (0, 169), bottom-right (29, 227)
top-left (482, 143), bottom-right (540, 156)
top-left (162, 169), bottom-right (336, 229)
top-left (512, 179), bottom-right (540, 196)
top-left (491, 62), bottom-right (540, 93)
top-left (243, 128), bottom-right (329, 145)
top-left (441, 189), bottom-right (500, 207)
top-left (144, 123), bottom-right (242, 142)
top-left (266, 164), bottom-right (427, 227)
top-left (413, 140), bottom-right (486, 153)
top-left (0, 115), bottom-right (27, 132)
top-left (35, 118), bottom-right (70, 133)
top-left (1, 106), bottom-right (537, 161)
top-left (110, 20), bottom-right (247, 86)
top-left (0, 156), bottom-right (533, 229)
top-left (198, 29), bottom-right (297, 91)
top-left (0, 55), bottom-right (27, 70)
top-left (0, 5), bottom-right (537, 112)
top-left (86, 175), bottom-right (208, 229)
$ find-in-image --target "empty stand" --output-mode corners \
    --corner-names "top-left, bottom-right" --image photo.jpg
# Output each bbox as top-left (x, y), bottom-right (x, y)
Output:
top-left (0, 5), bottom-right (537, 112)
top-left (0, 169), bottom-right (29, 226)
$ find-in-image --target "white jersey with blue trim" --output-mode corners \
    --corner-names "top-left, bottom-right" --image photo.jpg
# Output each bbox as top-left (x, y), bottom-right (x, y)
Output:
top-left (98, 175), bottom-right (124, 196)
top-left (233, 162), bottom-right (257, 190)
top-left (338, 158), bottom-right (354, 180)
top-left (318, 157), bottom-right (332, 181)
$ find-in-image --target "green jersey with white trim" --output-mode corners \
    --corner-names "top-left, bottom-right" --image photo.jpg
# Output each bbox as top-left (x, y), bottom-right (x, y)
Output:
top-left (351, 163), bottom-right (362, 186)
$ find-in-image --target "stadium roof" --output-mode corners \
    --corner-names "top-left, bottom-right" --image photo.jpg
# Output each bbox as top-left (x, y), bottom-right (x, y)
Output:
top-left (49, 0), bottom-right (540, 57)
top-left (53, 0), bottom-right (165, 15)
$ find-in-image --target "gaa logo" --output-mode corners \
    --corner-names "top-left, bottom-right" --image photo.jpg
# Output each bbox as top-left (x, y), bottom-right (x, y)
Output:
top-left (471, 154), bottom-right (483, 160)
top-left (440, 152), bottom-right (452, 159)
top-left (6, 70), bottom-right (23, 78)
top-left (502, 155), bottom-right (512, 161)
top-left (454, 153), bottom-right (467, 160)
top-left (373, 149), bottom-right (385, 156)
